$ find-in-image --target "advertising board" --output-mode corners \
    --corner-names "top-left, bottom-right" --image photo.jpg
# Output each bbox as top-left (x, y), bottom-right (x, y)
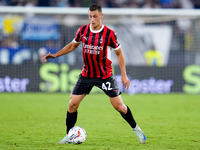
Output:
top-left (1, 63), bottom-right (199, 94)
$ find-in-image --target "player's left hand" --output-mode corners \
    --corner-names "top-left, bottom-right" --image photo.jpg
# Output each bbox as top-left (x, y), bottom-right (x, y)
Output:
top-left (121, 75), bottom-right (130, 90)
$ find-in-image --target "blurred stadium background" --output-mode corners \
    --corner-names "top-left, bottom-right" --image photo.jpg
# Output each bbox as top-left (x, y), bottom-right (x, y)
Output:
top-left (0, 0), bottom-right (200, 95)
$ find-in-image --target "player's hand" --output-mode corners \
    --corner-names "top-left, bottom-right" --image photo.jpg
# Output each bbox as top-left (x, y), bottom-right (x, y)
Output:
top-left (121, 75), bottom-right (130, 90)
top-left (42, 52), bottom-right (56, 62)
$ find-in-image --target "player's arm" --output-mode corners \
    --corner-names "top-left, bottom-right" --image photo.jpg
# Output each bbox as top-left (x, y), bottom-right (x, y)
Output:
top-left (115, 48), bottom-right (130, 90)
top-left (42, 41), bottom-right (80, 62)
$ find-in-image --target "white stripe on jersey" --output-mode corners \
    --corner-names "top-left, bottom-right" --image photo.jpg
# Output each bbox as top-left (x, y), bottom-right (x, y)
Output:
top-left (107, 46), bottom-right (112, 61)
top-left (113, 45), bottom-right (121, 51)
top-left (73, 38), bottom-right (81, 43)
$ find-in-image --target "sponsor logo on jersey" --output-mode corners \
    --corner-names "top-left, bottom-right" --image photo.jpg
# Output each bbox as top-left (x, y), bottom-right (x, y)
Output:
top-left (83, 43), bottom-right (103, 55)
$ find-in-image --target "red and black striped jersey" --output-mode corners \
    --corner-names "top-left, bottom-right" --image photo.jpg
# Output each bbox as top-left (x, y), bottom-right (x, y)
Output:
top-left (73, 24), bottom-right (121, 79)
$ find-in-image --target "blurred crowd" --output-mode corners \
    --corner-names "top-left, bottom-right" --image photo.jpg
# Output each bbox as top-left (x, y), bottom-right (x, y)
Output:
top-left (0, 0), bottom-right (200, 9)
top-left (0, 0), bottom-right (200, 65)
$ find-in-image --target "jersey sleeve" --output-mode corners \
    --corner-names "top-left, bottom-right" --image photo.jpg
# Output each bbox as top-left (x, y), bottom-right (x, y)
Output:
top-left (109, 31), bottom-right (121, 50)
top-left (73, 27), bottom-right (82, 43)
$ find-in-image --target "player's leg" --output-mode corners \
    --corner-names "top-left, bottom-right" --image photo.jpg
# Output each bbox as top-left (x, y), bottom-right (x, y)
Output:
top-left (67, 94), bottom-right (86, 133)
top-left (57, 94), bottom-right (85, 144)
top-left (109, 95), bottom-right (146, 144)
top-left (66, 75), bottom-right (93, 134)
top-left (97, 76), bottom-right (146, 144)
top-left (109, 95), bottom-right (136, 128)
top-left (58, 75), bottom-right (93, 144)
top-left (95, 76), bottom-right (137, 128)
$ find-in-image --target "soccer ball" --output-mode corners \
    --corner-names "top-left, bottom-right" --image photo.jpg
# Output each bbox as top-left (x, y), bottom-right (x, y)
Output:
top-left (68, 126), bottom-right (87, 144)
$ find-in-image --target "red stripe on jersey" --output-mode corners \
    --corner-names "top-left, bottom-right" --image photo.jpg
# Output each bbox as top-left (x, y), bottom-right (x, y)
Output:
top-left (99, 27), bottom-right (108, 78)
top-left (105, 28), bottom-right (113, 77)
top-left (92, 32), bottom-right (101, 78)
top-left (86, 27), bottom-right (94, 77)
top-left (95, 30), bottom-right (104, 78)
top-left (81, 25), bottom-right (89, 76)
top-left (74, 26), bottom-right (83, 42)
top-left (109, 31), bottom-right (120, 49)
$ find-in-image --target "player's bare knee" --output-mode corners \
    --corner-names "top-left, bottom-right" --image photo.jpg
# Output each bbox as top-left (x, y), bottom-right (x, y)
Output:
top-left (114, 105), bottom-right (127, 115)
top-left (68, 99), bottom-right (78, 111)
top-left (69, 99), bottom-right (77, 107)
top-left (68, 102), bottom-right (78, 112)
top-left (114, 105), bottom-right (124, 114)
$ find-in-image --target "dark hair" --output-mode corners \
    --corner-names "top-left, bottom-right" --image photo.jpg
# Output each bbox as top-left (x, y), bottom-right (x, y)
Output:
top-left (89, 4), bottom-right (102, 13)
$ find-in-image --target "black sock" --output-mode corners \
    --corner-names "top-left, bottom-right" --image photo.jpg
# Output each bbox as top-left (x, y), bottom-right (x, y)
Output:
top-left (121, 106), bottom-right (137, 128)
top-left (66, 111), bottom-right (78, 134)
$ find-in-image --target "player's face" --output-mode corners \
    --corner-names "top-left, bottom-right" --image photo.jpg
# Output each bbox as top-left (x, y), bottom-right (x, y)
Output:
top-left (88, 10), bottom-right (103, 30)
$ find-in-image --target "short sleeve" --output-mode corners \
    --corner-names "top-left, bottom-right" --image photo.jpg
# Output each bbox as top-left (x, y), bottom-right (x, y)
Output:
top-left (110, 31), bottom-right (121, 50)
top-left (73, 27), bottom-right (82, 43)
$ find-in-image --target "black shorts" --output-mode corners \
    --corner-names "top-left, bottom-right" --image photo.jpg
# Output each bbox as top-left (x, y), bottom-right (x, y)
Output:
top-left (72, 75), bottom-right (120, 98)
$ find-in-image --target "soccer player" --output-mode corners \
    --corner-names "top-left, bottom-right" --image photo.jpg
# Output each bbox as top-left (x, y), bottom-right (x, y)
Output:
top-left (42, 4), bottom-right (146, 144)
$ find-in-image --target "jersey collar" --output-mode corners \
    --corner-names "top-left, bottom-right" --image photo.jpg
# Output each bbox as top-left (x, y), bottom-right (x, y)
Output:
top-left (90, 24), bottom-right (104, 33)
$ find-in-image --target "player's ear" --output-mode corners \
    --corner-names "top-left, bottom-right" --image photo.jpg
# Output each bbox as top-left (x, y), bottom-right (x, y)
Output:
top-left (101, 13), bottom-right (103, 19)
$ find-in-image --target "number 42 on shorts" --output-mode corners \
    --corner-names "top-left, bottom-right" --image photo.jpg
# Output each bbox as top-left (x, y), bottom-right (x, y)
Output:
top-left (102, 82), bottom-right (113, 91)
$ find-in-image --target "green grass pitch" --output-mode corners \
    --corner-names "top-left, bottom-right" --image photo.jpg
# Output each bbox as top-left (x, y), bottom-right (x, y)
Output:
top-left (0, 93), bottom-right (200, 150)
